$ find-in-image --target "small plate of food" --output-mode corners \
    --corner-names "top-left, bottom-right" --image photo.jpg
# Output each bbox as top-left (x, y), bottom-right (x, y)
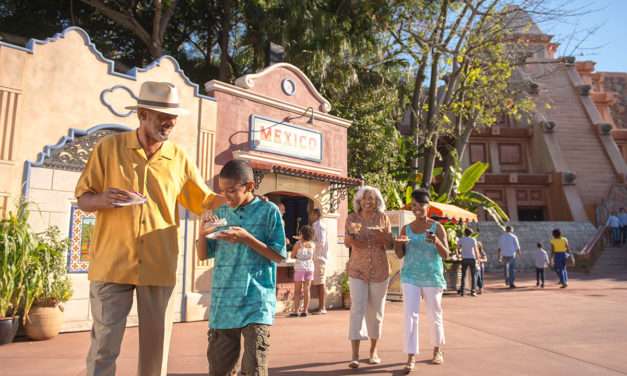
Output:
top-left (205, 227), bottom-right (231, 239)
top-left (205, 218), bottom-right (228, 227)
top-left (113, 191), bottom-right (147, 207)
top-left (348, 222), bottom-right (362, 234)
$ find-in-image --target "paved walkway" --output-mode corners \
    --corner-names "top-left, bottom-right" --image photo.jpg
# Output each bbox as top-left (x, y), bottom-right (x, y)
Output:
top-left (2, 270), bottom-right (627, 376)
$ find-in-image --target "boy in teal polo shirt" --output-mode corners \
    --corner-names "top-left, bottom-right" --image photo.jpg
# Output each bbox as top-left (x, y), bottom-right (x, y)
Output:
top-left (197, 159), bottom-right (286, 376)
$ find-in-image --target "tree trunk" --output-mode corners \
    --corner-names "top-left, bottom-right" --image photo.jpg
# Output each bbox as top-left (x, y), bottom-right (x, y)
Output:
top-left (218, 0), bottom-right (233, 81)
top-left (79, 0), bottom-right (176, 60)
top-left (438, 120), bottom-right (475, 197)
top-left (421, 134), bottom-right (439, 189)
top-left (420, 48), bottom-right (441, 188)
top-left (410, 61), bottom-right (427, 189)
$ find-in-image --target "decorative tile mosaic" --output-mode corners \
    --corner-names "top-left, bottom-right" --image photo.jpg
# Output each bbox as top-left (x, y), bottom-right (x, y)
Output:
top-left (67, 205), bottom-right (95, 273)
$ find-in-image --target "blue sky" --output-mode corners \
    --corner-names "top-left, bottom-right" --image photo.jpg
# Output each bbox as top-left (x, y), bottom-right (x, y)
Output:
top-left (539, 0), bottom-right (627, 72)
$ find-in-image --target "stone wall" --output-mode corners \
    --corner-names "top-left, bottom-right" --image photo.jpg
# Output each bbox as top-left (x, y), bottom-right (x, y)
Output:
top-left (603, 73), bottom-right (627, 129)
top-left (476, 221), bottom-right (597, 271)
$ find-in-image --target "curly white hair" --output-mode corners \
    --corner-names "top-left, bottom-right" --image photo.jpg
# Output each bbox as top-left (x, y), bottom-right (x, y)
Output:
top-left (353, 185), bottom-right (386, 213)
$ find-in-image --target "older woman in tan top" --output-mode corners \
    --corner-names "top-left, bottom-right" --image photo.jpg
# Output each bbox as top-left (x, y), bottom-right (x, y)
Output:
top-left (344, 186), bottom-right (393, 369)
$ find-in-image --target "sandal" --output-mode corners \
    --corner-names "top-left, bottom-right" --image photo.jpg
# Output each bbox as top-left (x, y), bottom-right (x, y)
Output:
top-left (368, 355), bottom-right (381, 364)
top-left (348, 360), bottom-right (360, 369)
top-left (432, 350), bottom-right (444, 365)
top-left (404, 358), bottom-right (415, 373)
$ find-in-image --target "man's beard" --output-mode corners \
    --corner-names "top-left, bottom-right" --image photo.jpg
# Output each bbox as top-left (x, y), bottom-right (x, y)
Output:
top-left (151, 127), bottom-right (170, 142)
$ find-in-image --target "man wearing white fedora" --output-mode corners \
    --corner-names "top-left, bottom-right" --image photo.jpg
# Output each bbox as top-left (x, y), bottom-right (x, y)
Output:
top-left (75, 81), bottom-right (224, 376)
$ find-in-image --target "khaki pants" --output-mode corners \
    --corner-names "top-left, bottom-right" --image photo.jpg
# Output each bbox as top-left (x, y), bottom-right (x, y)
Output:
top-left (207, 324), bottom-right (271, 376)
top-left (348, 277), bottom-right (389, 341)
top-left (86, 281), bottom-right (175, 376)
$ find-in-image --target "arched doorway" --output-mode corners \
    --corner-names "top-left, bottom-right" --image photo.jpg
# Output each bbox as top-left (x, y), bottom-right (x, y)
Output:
top-left (265, 191), bottom-right (314, 247)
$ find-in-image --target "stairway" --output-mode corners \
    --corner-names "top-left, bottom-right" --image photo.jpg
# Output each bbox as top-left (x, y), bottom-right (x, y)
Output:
top-left (591, 246), bottom-right (627, 275)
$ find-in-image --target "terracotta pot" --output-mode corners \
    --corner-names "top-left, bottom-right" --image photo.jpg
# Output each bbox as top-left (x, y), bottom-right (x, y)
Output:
top-left (0, 316), bottom-right (20, 345)
top-left (25, 305), bottom-right (64, 340)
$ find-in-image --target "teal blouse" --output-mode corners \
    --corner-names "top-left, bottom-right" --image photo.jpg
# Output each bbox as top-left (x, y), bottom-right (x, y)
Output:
top-left (400, 222), bottom-right (447, 289)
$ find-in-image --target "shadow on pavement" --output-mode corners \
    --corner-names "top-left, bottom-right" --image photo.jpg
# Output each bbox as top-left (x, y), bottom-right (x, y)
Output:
top-left (269, 361), bottom-right (407, 375)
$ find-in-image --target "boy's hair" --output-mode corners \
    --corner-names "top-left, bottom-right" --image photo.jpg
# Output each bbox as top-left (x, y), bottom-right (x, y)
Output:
top-left (311, 208), bottom-right (322, 217)
top-left (537, 242), bottom-right (542, 248)
top-left (219, 159), bottom-right (254, 184)
top-left (505, 226), bottom-right (513, 232)
top-left (299, 225), bottom-right (315, 241)
top-left (464, 228), bottom-right (473, 236)
top-left (552, 228), bottom-right (561, 238)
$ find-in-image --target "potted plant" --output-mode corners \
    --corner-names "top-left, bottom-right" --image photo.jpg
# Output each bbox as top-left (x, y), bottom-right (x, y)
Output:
top-left (340, 272), bottom-right (351, 309)
top-left (0, 202), bottom-right (36, 345)
top-left (24, 226), bottom-right (73, 340)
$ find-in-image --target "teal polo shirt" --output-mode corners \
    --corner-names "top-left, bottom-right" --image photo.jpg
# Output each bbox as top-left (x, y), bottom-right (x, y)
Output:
top-left (205, 197), bottom-right (286, 329)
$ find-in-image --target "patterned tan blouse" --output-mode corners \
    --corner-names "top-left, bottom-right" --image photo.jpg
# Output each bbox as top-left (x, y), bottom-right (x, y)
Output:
top-left (345, 211), bottom-right (392, 283)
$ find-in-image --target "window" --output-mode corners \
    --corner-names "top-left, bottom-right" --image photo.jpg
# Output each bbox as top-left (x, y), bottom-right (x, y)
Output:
top-left (469, 143), bottom-right (487, 164)
top-left (498, 143), bottom-right (522, 164)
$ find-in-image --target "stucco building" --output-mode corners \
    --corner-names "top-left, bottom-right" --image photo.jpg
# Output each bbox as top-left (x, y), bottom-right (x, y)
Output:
top-left (0, 27), bottom-right (358, 331)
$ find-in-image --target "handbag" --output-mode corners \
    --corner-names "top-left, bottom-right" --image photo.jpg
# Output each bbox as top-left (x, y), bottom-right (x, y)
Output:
top-left (566, 252), bottom-right (576, 267)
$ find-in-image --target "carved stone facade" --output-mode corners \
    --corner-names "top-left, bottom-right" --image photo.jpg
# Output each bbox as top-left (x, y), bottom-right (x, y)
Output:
top-left (467, 12), bottom-right (627, 224)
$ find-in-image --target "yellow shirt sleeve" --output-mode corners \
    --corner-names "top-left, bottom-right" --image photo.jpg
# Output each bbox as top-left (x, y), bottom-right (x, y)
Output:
top-left (177, 154), bottom-right (216, 216)
top-left (74, 138), bottom-right (106, 199)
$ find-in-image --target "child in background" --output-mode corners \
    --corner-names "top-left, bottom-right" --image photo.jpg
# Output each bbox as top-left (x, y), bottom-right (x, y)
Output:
top-left (476, 240), bottom-right (488, 294)
top-left (550, 228), bottom-right (570, 288)
top-left (534, 242), bottom-right (550, 288)
top-left (197, 160), bottom-right (286, 376)
top-left (290, 225), bottom-right (316, 317)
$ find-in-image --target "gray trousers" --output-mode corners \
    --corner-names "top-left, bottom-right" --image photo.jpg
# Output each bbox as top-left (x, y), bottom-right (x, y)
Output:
top-left (86, 281), bottom-right (175, 376)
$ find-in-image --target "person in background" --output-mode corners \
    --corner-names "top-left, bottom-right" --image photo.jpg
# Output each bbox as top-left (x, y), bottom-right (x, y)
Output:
top-left (457, 228), bottom-right (480, 297)
top-left (278, 201), bottom-right (290, 247)
top-left (534, 242), bottom-right (550, 288)
top-left (497, 226), bottom-right (521, 288)
top-left (310, 208), bottom-right (329, 314)
top-left (607, 212), bottom-right (621, 247)
top-left (619, 208), bottom-right (627, 245)
top-left (289, 225), bottom-right (315, 317)
top-left (550, 228), bottom-right (570, 288)
top-left (344, 186), bottom-right (393, 369)
top-left (476, 239), bottom-right (488, 294)
top-left (394, 189), bottom-right (449, 372)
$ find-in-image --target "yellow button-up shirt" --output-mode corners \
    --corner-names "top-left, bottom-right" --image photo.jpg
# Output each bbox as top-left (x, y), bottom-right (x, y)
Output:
top-left (75, 131), bottom-right (215, 286)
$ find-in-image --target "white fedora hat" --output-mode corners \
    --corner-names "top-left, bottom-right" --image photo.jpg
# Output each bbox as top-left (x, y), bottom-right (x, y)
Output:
top-left (126, 81), bottom-right (190, 116)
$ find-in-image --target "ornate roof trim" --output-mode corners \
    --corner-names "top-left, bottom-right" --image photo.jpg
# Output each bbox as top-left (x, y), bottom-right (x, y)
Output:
top-left (22, 124), bottom-right (131, 197)
top-left (0, 26), bottom-right (215, 102)
top-left (234, 63), bottom-right (332, 113)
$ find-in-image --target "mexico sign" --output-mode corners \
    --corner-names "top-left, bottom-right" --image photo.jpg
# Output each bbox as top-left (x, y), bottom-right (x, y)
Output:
top-left (249, 115), bottom-right (323, 162)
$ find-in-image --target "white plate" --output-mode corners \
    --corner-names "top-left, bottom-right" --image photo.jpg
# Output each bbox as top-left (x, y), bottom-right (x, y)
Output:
top-left (206, 228), bottom-right (230, 239)
top-left (113, 193), bottom-right (147, 207)
top-left (113, 199), bottom-right (146, 207)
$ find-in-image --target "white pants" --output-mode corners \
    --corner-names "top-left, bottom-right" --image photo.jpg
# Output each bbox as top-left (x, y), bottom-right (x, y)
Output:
top-left (401, 283), bottom-right (445, 354)
top-left (348, 277), bottom-right (389, 340)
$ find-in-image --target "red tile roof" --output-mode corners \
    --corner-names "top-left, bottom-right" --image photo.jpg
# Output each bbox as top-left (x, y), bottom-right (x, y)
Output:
top-left (248, 160), bottom-right (362, 186)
